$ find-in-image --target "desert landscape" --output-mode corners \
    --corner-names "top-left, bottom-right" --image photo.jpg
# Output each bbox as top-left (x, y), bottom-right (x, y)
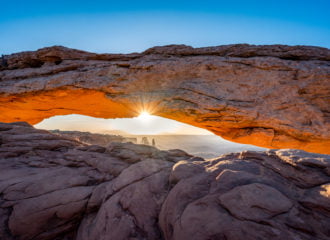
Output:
top-left (50, 131), bottom-right (264, 159)
top-left (1, 1), bottom-right (329, 240)
top-left (0, 44), bottom-right (329, 240)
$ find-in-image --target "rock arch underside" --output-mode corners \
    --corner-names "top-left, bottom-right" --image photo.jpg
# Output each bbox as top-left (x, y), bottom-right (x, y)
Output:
top-left (0, 44), bottom-right (330, 154)
top-left (0, 45), bottom-right (330, 240)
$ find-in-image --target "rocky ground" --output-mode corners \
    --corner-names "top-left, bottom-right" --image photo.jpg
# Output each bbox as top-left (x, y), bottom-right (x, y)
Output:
top-left (0, 122), bottom-right (329, 240)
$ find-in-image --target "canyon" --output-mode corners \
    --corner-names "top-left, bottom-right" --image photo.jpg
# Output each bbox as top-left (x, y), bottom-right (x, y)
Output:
top-left (50, 130), bottom-right (137, 145)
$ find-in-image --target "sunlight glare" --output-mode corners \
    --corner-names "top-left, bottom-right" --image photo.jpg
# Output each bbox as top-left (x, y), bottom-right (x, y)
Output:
top-left (137, 111), bottom-right (152, 122)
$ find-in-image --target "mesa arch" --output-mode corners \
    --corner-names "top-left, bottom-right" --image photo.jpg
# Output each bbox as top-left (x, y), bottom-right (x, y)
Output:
top-left (0, 44), bottom-right (329, 154)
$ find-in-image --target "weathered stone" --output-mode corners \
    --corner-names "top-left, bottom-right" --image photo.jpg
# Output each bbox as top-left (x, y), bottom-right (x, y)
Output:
top-left (0, 122), bottom-right (329, 240)
top-left (160, 150), bottom-right (330, 240)
top-left (0, 122), bottom-right (190, 240)
top-left (218, 183), bottom-right (293, 221)
top-left (0, 45), bottom-right (329, 153)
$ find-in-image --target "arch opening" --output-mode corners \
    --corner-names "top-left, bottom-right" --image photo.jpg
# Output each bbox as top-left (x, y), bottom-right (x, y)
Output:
top-left (34, 113), bottom-right (265, 159)
top-left (1, 45), bottom-right (329, 154)
top-left (0, 87), bottom-right (329, 155)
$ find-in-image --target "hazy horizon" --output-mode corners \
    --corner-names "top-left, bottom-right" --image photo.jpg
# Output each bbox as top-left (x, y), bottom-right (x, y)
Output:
top-left (34, 114), bottom-right (213, 135)
top-left (47, 127), bottom-right (266, 159)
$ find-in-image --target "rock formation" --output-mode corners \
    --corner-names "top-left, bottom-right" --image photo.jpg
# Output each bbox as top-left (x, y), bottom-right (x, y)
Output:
top-left (141, 136), bottom-right (150, 145)
top-left (50, 130), bottom-right (137, 145)
top-left (0, 122), bottom-right (329, 240)
top-left (0, 44), bottom-right (329, 153)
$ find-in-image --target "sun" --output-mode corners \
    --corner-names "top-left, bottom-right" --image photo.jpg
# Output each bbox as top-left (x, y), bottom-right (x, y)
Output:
top-left (137, 111), bottom-right (152, 122)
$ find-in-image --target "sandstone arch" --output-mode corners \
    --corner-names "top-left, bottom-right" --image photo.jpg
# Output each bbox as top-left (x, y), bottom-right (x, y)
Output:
top-left (0, 44), bottom-right (329, 154)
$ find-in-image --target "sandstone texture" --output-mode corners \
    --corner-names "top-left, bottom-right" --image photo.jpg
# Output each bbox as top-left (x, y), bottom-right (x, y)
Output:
top-left (0, 122), bottom-right (329, 240)
top-left (0, 44), bottom-right (329, 153)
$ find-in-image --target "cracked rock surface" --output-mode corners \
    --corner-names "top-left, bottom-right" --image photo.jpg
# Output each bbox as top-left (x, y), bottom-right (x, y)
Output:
top-left (0, 44), bottom-right (329, 153)
top-left (0, 122), bottom-right (329, 240)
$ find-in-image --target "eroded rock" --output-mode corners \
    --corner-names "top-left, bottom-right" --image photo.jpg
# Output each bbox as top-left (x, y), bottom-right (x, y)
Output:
top-left (160, 150), bottom-right (330, 240)
top-left (218, 183), bottom-right (293, 221)
top-left (0, 122), bottom-right (329, 240)
top-left (0, 44), bottom-right (329, 153)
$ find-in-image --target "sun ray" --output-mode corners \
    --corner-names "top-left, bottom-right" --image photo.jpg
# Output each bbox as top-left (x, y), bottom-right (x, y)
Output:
top-left (137, 111), bottom-right (152, 122)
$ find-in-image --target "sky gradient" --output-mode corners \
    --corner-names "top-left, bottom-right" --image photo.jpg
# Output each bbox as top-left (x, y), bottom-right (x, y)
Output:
top-left (1, 0), bottom-right (329, 54)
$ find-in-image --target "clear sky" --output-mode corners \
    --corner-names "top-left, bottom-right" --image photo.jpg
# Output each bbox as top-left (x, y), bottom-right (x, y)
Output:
top-left (2, 0), bottom-right (330, 134)
top-left (1, 0), bottom-right (329, 54)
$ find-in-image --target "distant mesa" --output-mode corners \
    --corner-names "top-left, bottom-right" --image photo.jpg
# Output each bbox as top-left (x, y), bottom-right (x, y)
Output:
top-left (51, 129), bottom-right (137, 145)
top-left (141, 136), bottom-right (150, 145)
top-left (51, 130), bottom-right (158, 149)
top-left (141, 136), bottom-right (156, 146)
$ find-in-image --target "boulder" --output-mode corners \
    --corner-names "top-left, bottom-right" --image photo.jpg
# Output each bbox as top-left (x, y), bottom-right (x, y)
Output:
top-left (0, 122), bottom-right (329, 240)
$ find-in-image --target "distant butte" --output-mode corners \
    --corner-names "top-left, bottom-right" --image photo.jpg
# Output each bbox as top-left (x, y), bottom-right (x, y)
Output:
top-left (0, 44), bottom-right (329, 153)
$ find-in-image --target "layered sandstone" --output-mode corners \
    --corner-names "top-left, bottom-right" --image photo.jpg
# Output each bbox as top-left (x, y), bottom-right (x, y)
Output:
top-left (0, 44), bottom-right (330, 153)
top-left (0, 122), bottom-right (329, 240)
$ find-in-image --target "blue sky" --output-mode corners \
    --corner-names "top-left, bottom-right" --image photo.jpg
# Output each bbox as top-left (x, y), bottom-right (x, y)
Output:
top-left (1, 0), bottom-right (329, 54)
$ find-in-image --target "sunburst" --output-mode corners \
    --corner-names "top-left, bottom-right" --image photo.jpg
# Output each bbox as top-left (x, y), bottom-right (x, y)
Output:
top-left (137, 111), bottom-right (152, 122)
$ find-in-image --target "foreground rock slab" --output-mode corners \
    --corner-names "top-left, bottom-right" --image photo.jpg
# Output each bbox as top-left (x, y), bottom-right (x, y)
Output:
top-left (0, 122), bottom-right (329, 240)
top-left (0, 44), bottom-right (330, 153)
